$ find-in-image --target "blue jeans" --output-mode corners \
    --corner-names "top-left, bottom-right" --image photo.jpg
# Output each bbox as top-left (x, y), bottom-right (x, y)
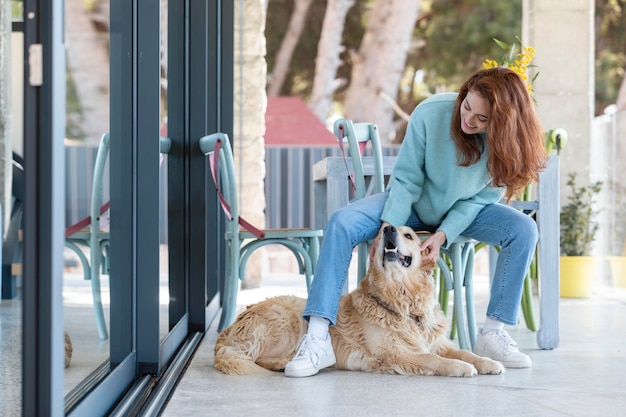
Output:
top-left (303, 191), bottom-right (538, 327)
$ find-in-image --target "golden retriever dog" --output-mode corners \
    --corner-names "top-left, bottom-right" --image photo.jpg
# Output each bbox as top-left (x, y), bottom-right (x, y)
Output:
top-left (214, 224), bottom-right (504, 377)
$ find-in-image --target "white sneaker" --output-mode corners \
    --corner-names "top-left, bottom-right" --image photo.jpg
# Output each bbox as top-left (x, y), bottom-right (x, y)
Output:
top-left (474, 328), bottom-right (532, 368)
top-left (284, 333), bottom-right (336, 377)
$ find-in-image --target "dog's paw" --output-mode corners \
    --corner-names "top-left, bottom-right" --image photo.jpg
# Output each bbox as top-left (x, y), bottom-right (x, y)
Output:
top-left (474, 357), bottom-right (505, 375)
top-left (438, 359), bottom-right (478, 377)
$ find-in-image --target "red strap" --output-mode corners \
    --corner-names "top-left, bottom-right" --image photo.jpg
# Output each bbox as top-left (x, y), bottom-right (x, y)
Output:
top-left (209, 139), bottom-right (265, 239)
top-left (336, 123), bottom-right (366, 195)
top-left (65, 201), bottom-right (110, 238)
top-left (66, 141), bottom-right (166, 239)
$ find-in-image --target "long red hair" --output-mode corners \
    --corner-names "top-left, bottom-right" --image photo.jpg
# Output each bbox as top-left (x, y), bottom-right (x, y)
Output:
top-left (451, 67), bottom-right (547, 201)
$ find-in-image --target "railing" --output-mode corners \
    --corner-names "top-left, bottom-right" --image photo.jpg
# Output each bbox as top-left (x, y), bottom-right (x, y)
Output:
top-left (265, 145), bottom-right (400, 229)
top-left (64, 144), bottom-right (401, 237)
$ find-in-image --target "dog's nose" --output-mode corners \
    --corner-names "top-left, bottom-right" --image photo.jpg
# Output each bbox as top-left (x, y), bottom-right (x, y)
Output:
top-left (383, 225), bottom-right (397, 235)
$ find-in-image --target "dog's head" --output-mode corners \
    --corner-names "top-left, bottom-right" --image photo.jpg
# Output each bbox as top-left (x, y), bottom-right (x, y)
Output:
top-left (367, 223), bottom-right (436, 288)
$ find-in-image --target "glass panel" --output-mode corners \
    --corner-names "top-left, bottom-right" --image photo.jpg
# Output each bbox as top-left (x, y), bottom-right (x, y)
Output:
top-left (62, 0), bottom-right (111, 397)
top-left (160, 0), bottom-right (171, 340)
top-left (0, 4), bottom-right (25, 412)
top-left (10, 0), bottom-right (22, 21)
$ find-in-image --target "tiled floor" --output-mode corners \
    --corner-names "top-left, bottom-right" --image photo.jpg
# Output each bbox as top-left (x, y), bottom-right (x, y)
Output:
top-left (162, 262), bottom-right (626, 417)
top-left (0, 246), bottom-right (171, 413)
top-left (3, 249), bottom-right (626, 416)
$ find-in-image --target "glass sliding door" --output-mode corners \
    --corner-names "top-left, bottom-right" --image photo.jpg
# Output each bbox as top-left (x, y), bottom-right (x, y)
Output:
top-left (62, 0), bottom-right (112, 403)
top-left (16, 0), bottom-right (233, 414)
top-left (21, 0), bottom-right (66, 414)
top-left (160, 0), bottom-right (174, 343)
top-left (0, 1), bottom-right (24, 414)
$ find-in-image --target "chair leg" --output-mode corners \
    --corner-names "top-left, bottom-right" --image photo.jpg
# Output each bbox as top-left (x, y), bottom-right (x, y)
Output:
top-left (451, 243), bottom-right (470, 350)
top-left (436, 268), bottom-right (449, 315)
top-left (357, 242), bottom-right (368, 284)
top-left (65, 241), bottom-right (108, 340)
top-left (306, 236), bottom-right (321, 291)
top-left (218, 249), bottom-right (240, 332)
top-left (437, 256), bottom-right (455, 339)
top-left (91, 247), bottom-right (109, 340)
top-left (521, 273), bottom-right (537, 331)
top-left (489, 244), bottom-right (538, 331)
top-left (463, 245), bottom-right (477, 349)
top-left (90, 277), bottom-right (109, 340)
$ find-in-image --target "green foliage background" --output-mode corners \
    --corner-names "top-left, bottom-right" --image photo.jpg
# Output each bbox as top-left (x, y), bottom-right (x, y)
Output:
top-left (595, 0), bottom-right (626, 115)
top-left (266, 0), bottom-right (626, 117)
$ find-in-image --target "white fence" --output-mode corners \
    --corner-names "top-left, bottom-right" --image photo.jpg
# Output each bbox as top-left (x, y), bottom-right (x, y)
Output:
top-left (591, 108), bottom-right (626, 257)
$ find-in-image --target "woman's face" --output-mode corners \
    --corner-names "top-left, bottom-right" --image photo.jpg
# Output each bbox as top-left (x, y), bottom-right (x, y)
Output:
top-left (460, 90), bottom-right (490, 135)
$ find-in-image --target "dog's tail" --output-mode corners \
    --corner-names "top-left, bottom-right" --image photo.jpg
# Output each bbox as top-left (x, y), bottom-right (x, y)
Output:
top-left (214, 344), bottom-right (274, 375)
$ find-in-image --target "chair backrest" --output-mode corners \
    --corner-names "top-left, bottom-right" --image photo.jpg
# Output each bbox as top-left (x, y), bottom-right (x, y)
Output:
top-left (11, 152), bottom-right (24, 208)
top-left (199, 133), bottom-right (265, 239)
top-left (199, 131), bottom-right (238, 222)
top-left (90, 133), bottom-right (111, 236)
top-left (333, 118), bottom-right (385, 200)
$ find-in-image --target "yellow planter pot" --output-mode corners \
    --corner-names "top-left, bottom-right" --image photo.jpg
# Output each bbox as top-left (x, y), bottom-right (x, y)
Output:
top-left (608, 256), bottom-right (626, 288)
top-left (559, 256), bottom-right (598, 298)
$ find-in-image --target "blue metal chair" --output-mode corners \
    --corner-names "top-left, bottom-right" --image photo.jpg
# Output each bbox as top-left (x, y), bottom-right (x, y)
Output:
top-left (65, 133), bottom-right (111, 340)
top-left (64, 133), bottom-right (171, 340)
top-left (436, 237), bottom-right (477, 350)
top-left (199, 133), bottom-right (323, 332)
top-left (2, 153), bottom-right (25, 300)
top-left (333, 118), bottom-right (384, 283)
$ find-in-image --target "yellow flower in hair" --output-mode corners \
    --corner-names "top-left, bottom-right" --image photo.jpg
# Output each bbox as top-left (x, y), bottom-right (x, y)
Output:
top-left (482, 59), bottom-right (499, 69)
top-left (482, 38), bottom-right (538, 94)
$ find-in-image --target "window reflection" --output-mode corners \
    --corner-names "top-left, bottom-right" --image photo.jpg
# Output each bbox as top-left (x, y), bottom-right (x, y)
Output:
top-left (62, 0), bottom-right (111, 398)
top-left (0, 2), bottom-right (25, 412)
top-left (160, 0), bottom-right (172, 340)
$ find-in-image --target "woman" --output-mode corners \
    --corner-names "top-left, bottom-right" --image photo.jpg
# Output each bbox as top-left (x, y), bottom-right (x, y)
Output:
top-left (285, 67), bottom-right (547, 377)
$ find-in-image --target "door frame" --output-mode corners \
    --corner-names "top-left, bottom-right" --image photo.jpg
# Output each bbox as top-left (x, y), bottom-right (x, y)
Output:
top-left (20, 1), bottom-right (234, 415)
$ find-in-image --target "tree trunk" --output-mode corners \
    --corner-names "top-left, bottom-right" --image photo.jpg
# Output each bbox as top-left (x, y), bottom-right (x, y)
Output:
top-left (308, 0), bottom-right (355, 122)
top-left (235, 0), bottom-right (268, 288)
top-left (267, 0), bottom-right (313, 97)
top-left (343, 0), bottom-right (420, 144)
top-left (65, 0), bottom-right (110, 143)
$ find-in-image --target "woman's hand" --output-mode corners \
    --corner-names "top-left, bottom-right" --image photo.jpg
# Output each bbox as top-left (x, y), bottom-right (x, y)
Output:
top-left (420, 230), bottom-right (446, 263)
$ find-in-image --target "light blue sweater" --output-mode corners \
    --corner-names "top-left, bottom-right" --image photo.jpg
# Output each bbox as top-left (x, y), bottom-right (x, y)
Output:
top-left (380, 93), bottom-right (504, 247)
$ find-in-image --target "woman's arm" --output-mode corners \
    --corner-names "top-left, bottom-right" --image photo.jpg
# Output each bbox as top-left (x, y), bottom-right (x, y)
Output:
top-left (380, 113), bottom-right (427, 226)
top-left (437, 185), bottom-right (504, 248)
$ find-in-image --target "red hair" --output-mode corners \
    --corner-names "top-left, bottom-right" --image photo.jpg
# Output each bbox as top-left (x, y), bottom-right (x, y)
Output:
top-left (451, 67), bottom-right (547, 201)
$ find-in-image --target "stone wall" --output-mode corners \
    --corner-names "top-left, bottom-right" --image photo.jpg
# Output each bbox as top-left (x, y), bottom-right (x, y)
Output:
top-left (234, 0), bottom-right (268, 288)
top-left (524, 0), bottom-right (595, 196)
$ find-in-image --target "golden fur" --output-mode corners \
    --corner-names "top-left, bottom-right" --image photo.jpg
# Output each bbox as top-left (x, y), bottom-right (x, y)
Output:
top-left (214, 224), bottom-right (504, 377)
top-left (64, 331), bottom-right (73, 368)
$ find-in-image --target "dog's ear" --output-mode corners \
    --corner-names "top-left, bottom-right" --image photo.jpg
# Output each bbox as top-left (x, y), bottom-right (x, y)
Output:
top-left (420, 258), bottom-right (436, 273)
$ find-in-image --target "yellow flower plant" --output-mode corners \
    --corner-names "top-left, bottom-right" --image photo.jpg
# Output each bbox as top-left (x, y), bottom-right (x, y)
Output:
top-left (482, 38), bottom-right (538, 94)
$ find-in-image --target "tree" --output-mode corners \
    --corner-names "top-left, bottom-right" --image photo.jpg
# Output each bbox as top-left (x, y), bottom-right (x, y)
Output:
top-left (267, 0), bottom-right (314, 96)
top-left (343, 0), bottom-right (421, 143)
top-left (308, 0), bottom-right (356, 121)
top-left (595, 0), bottom-right (626, 114)
top-left (65, 0), bottom-right (110, 143)
top-left (411, 0), bottom-right (521, 89)
top-left (263, 0), bottom-right (538, 142)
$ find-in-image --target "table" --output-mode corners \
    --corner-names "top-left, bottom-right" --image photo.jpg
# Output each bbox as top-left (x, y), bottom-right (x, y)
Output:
top-left (313, 155), bottom-right (560, 350)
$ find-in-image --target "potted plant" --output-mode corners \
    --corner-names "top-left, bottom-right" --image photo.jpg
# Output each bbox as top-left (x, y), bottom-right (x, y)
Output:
top-left (559, 172), bottom-right (603, 297)
top-left (608, 182), bottom-right (626, 287)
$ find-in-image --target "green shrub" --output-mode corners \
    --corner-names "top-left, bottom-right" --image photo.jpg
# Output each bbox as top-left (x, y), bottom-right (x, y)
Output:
top-left (560, 173), bottom-right (602, 256)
